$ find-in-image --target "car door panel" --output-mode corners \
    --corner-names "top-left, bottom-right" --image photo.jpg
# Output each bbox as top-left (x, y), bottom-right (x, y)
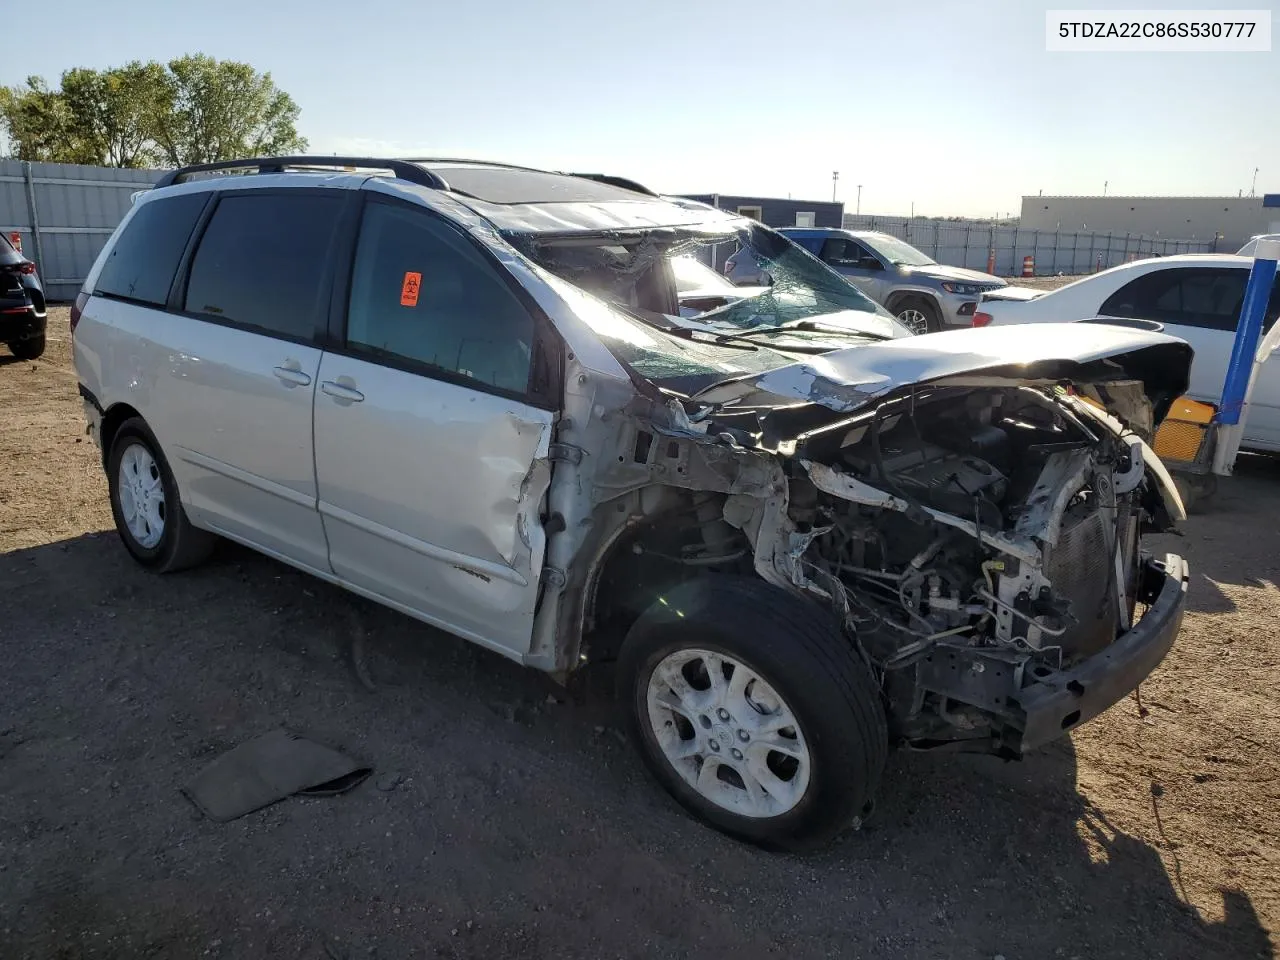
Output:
top-left (313, 355), bottom-right (553, 656)
top-left (154, 319), bottom-right (329, 569)
top-left (312, 193), bottom-right (555, 659)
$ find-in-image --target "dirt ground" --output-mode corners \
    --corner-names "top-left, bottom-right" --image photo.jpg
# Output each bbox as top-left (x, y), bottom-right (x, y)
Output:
top-left (0, 310), bottom-right (1276, 959)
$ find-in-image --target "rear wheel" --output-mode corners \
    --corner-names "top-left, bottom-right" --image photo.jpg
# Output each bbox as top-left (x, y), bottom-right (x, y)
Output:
top-left (894, 296), bottom-right (942, 334)
top-left (617, 576), bottom-right (887, 851)
top-left (8, 335), bottom-right (45, 359)
top-left (107, 417), bottom-right (215, 572)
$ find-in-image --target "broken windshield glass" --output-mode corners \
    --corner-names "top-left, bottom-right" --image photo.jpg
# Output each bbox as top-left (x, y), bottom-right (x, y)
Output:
top-left (702, 223), bottom-right (910, 339)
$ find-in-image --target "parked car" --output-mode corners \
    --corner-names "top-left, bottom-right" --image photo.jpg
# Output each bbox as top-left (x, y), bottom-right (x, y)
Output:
top-left (724, 228), bottom-right (1008, 333)
top-left (974, 254), bottom-right (1280, 452)
top-left (1237, 233), bottom-right (1280, 257)
top-left (0, 232), bottom-right (47, 359)
top-left (74, 156), bottom-right (1191, 850)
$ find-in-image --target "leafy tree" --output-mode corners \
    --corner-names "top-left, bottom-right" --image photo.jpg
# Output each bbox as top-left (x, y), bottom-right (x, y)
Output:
top-left (60, 62), bottom-right (171, 168)
top-left (0, 77), bottom-right (80, 162)
top-left (0, 55), bottom-right (306, 167)
top-left (152, 55), bottom-right (306, 166)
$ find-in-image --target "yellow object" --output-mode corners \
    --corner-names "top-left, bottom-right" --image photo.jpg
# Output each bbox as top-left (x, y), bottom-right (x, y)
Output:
top-left (1154, 397), bottom-right (1216, 463)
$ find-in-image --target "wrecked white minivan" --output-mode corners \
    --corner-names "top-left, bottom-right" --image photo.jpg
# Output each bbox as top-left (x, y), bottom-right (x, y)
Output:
top-left (74, 159), bottom-right (1191, 850)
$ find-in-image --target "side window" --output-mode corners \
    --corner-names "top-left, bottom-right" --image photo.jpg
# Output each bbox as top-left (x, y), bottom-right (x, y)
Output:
top-left (95, 193), bottom-right (207, 306)
top-left (184, 192), bottom-right (344, 341)
top-left (819, 238), bottom-right (857, 265)
top-left (345, 200), bottom-right (534, 395)
top-left (1101, 268), bottom-right (1247, 331)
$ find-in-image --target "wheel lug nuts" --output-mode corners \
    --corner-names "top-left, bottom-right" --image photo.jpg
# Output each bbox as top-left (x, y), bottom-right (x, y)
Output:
top-left (717, 708), bottom-right (730, 721)
top-left (708, 740), bottom-right (720, 752)
top-left (730, 748), bottom-right (743, 760)
top-left (737, 730), bottom-right (749, 742)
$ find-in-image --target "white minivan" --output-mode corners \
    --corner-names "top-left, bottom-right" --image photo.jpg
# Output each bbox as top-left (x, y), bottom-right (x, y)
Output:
top-left (73, 157), bottom-right (1192, 849)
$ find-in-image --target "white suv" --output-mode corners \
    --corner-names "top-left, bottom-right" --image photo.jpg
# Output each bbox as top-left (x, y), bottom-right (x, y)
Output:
top-left (74, 156), bottom-right (1191, 849)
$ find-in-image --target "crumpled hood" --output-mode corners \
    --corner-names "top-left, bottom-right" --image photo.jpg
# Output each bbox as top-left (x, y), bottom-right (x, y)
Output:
top-left (692, 322), bottom-right (1194, 422)
top-left (900, 263), bottom-right (1006, 285)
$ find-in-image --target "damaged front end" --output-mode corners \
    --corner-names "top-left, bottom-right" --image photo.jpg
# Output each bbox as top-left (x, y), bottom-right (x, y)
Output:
top-left (518, 217), bottom-right (1193, 758)
top-left (690, 325), bottom-right (1194, 755)
top-left (562, 323), bottom-right (1195, 757)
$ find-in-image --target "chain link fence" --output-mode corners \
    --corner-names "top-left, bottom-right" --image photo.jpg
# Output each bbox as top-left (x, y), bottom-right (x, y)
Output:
top-left (841, 215), bottom-right (1214, 277)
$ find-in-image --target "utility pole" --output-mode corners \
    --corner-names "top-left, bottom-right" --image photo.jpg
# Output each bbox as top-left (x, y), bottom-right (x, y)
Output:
top-left (1250, 167), bottom-right (1259, 197)
top-left (1103, 180), bottom-right (1108, 196)
top-left (832, 171), bottom-right (839, 202)
top-left (856, 184), bottom-right (863, 215)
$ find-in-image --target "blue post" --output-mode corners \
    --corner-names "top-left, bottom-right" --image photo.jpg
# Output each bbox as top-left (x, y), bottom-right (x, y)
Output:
top-left (1218, 254), bottom-right (1278, 425)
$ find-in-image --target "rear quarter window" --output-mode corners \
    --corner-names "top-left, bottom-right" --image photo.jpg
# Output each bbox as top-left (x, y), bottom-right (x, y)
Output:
top-left (95, 193), bottom-right (208, 306)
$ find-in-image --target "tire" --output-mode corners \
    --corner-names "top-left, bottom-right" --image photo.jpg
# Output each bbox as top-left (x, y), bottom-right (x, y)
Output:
top-left (617, 576), bottom-right (888, 851)
top-left (107, 417), bottom-right (215, 572)
top-left (893, 296), bottom-right (943, 334)
top-left (8, 335), bottom-right (45, 360)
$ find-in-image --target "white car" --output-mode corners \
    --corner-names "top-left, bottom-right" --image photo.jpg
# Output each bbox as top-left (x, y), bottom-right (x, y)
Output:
top-left (1238, 234), bottom-right (1280, 257)
top-left (974, 255), bottom-right (1280, 452)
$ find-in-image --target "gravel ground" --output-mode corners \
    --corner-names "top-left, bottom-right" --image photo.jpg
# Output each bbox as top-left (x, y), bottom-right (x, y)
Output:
top-left (0, 309), bottom-right (1276, 959)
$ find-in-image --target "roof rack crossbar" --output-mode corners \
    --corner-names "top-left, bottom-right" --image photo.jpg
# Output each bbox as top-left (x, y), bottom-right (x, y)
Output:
top-left (153, 156), bottom-right (447, 190)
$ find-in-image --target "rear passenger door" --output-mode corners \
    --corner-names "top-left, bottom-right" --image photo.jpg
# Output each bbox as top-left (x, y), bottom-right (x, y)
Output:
top-left (312, 193), bottom-right (560, 659)
top-left (1099, 266), bottom-right (1280, 447)
top-left (164, 188), bottom-right (349, 570)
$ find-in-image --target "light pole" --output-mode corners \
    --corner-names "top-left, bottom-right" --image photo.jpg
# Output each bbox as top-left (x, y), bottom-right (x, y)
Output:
top-left (856, 184), bottom-right (862, 215)
top-left (832, 171), bottom-right (839, 202)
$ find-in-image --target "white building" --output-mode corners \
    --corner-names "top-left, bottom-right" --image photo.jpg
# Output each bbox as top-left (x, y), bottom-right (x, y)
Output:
top-left (1018, 193), bottom-right (1280, 253)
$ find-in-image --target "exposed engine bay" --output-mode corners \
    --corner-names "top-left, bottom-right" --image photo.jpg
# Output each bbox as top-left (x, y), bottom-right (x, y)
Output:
top-left (580, 365), bottom-right (1186, 756)
top-left (780, 384), bottom-right (1162, 749)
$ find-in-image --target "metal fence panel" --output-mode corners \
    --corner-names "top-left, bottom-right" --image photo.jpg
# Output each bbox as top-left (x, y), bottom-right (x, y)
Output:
top-left (0, 159), bottom-right (162, 301)
top-left (842, 214), bottom-right (1213, 278)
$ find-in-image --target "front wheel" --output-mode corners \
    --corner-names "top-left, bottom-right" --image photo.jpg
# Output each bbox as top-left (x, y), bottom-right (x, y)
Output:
top-left (8, 335), bottom-right (45, 359)
top-left (894, 296), bottom-right (942, 334)
top-left (617, 577), bottom-right (887, 851)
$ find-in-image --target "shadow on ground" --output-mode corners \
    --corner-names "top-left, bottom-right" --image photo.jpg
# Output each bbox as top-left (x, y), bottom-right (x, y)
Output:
top-left (0, 531), bottom-right (1272, 959)
top-left (1148, 452), bottom-right (1280, 616)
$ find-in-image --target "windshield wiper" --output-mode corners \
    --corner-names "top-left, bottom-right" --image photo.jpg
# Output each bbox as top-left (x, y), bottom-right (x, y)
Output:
top-left (713, 318), bottom-right (893, 344)
top-left (614, 304), bottom-right (761, 351)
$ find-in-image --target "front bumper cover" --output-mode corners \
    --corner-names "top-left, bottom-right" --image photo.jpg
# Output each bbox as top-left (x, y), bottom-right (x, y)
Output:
top-left (1013, 553), bottom-right (1188, 753)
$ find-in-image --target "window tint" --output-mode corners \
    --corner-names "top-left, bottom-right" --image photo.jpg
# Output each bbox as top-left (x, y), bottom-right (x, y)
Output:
top-left (184, 192), bottom-right (343, 340)
top-left (1100, 268), bottom-right (1248, 332)
top-left (819, 237), bottom-right (868, 265)
top-left (96, 193), bottom-right (206, 305)
top-left (345, 200), bottom-right (534, 395)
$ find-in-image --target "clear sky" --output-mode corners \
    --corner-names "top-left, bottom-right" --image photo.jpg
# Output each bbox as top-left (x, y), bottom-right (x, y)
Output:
top-left (4, 0), bottom-right (1277, 216)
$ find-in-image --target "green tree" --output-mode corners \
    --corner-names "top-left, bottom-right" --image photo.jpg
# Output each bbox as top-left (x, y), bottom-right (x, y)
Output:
top-left (152, 54), bottom-right (306, 166)
top-left (60, 62), bottom-right (171, 168)
top-left (0, 55), bottom-right (306, 167)
top-left (0, 76), bottom-right (80, 162)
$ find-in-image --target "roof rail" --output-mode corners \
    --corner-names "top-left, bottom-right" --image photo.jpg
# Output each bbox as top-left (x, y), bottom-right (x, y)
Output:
top-left (153, 156), bottom-right (447, 190)
top-left (566, 173), bottom-right (657, 196)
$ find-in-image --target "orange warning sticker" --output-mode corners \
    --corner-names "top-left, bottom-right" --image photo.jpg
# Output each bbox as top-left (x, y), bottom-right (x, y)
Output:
top-left (400, 271), bottom-right (422, 307)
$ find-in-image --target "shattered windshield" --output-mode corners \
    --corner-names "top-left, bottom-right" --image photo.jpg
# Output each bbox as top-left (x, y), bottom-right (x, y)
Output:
top-left (517, 219), bottom-right (913, 394)
top-left (701, 223), bottom-right (906, 339)
top-left (670, 255), bottom-right (740, 294)
top-left (859, 234), bottom-right (935, 267)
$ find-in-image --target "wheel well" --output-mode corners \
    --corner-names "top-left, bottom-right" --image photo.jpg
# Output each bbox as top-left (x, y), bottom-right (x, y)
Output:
top-left (581, 493), bottom-right (753, 663)
top-left (885, 291), bottom-right (939, 316)
top-left (99, 403), bottom-right (143, 469)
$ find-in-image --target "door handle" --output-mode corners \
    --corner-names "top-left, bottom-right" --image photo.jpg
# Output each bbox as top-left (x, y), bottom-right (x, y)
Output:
top-left (320, 380), bottom-right (365, 403)
top-left (272, 364), bottom-right (312, 387)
